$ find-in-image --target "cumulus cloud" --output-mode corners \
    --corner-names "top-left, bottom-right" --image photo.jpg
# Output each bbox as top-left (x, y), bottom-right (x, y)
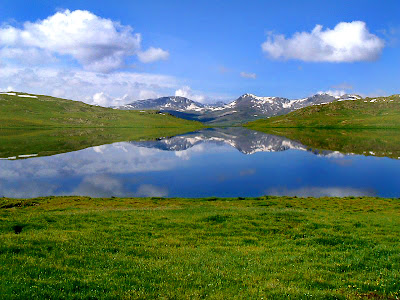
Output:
top-left (138, 47), bottom-right (169, 63)
top-left (0, 9), bottom-right (168, 72)
top-left (0, 85), bottom-right (14, 92)
top-left (0, 47), bottom-right (57, 65)
top-left (138, 89), bottom-right (160, 99)
top-left (174, 86), bottom-right (232, 104)
top-left (0, 10), bottom-right (228, 106)
top-left (0, 66), bottom-right (178, 106)
top-left (175, 85), bottom-right (206, 103)
top-left (262, 21), bottom-right (384, 62)
top-left (0, 65), bottom-right (229, 106)
top-left (90, 92), bottom-right (131, 107)
top-left (91, 92), bottom-right (111, 107)
top-left (240, 72), bottom-right (257, 79)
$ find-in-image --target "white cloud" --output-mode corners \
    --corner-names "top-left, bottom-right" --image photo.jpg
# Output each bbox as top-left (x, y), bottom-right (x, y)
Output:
top-left (0, 66), bottom-right (178, 106)
top-left (174, 86), bottom-right (233, 104)
top-left (318, 90), bottom-right (346, 97)
top-left (0, 65), bottom-right (230, 106)
top-left (138, 47), bottom-right (169, 63)
top-left (0, 85), bottom-right (14, 92)
top-left (175, 85), bottom-right (206, 103)
top-left (317, 90), bottom-right (348, 97)
top-left (92, 92), bottom-right (110, 106)
top-left (91, 92), bottom-right (118, 107)
top-left (240, 71), bottom-right (257, 79)
top-left (138, 89), bottom-right (160, 99)
top-left (0, 47), bottom-right (57, 65)
top-left (90, 92), bottom-right (132, 107)
top-left (0, 9), bottom-right (168, 72)
top-left (262, 21), bottom-right (384, 62)
top-left (0, 10), bottom-right (235, 106)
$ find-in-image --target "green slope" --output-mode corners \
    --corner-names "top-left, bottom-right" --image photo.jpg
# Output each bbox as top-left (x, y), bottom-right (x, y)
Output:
top-left (245, 94), bottom-right (400, 129)
top-left (0, 92), bottom-right (204, 129)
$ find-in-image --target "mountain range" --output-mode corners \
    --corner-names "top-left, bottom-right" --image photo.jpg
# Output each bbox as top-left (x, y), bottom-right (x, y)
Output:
top-left (116, 93), bottom-right (361, 125)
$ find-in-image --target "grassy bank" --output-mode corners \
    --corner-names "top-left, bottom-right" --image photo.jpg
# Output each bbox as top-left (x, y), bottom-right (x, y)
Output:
top-left (1, 196), bottom-right (399, 299)
top-left (246, 95), bottom-right (400, 129)
top-left (0, 92), bottom-right (203, 129)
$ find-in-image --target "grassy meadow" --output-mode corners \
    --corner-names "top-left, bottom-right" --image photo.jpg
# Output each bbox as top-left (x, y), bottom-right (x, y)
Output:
top-left (246, 95), bottom-right (400, 129)
top-left (1, 196), bottom-right (399, 299)
top-left (0, 92), bottom-right (203, 129)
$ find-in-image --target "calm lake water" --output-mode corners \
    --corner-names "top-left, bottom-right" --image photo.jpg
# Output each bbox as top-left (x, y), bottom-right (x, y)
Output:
top-left (1, 127), bottom-right (400, 198)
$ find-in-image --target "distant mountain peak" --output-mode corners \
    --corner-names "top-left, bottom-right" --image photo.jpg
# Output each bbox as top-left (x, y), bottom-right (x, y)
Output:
top-left (240, 93), bottom-right (276, 100)
top-left (117, 95), bottom-right (206, 112)
top-left (241, 93), bottom-right (257, 97)
top-left (116, 92), bottom-right (364, 125)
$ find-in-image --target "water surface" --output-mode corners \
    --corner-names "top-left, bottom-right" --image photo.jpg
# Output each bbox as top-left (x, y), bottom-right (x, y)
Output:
top-left (1, 127), bottom-right (399, 198)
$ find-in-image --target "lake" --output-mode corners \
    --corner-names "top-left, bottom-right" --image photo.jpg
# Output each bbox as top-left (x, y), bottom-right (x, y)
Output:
top-left (1, 127), bottom-right (400, 198)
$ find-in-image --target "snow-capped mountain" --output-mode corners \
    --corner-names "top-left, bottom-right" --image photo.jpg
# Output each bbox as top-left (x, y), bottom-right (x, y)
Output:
top-left (130, 127), bottom-right (336, 156)
top-left (116, 93), bottom-right (361, 125)
top-left (119, 96), bottom-right (206, 112)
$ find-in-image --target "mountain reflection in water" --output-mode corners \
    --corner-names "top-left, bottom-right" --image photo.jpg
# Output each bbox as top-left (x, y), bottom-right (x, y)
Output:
top-left (130, 127), bottom-right (337, 157)
top-left (1, 127), bottom-right (400, 198)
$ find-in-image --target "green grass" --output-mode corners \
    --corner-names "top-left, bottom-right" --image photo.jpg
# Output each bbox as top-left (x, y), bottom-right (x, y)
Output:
top-left (246, 95), bottom-right (400, 129)
top-left (245, 128), bottom-right (400, 160)
top-left (0, 92), bottom-right (203, 129)
top-left (0, 127), bottom-right (201, 159)
top-left (1, 196), bottom-right (399, 299)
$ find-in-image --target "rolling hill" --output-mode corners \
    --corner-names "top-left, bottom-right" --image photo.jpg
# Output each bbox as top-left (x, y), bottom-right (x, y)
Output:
top-left (0, 92), bottom-right (204, 130)
top-left (245, 94), bottom-right (400, 129)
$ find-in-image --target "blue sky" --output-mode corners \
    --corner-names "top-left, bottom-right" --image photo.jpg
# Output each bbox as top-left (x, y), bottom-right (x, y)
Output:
top-left (0, 0), bottom-right (399, 105)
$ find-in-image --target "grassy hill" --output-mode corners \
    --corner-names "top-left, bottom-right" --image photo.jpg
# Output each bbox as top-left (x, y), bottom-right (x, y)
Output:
top-left (245, 94), bottom-right (400, 129)
top-left (0, 92), bottom-right (204, 129)
top-left (1, 196), bottom-right (399, 299)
